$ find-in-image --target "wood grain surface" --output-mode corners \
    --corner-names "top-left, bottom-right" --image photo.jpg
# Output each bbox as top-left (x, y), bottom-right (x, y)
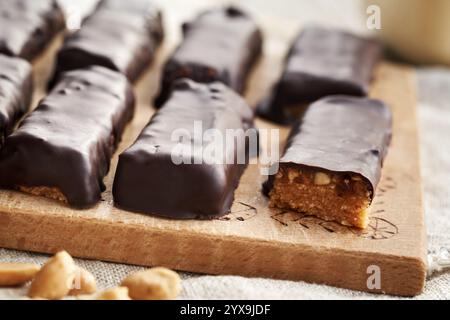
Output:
top-left (0, 1), bottom-right (426, 296)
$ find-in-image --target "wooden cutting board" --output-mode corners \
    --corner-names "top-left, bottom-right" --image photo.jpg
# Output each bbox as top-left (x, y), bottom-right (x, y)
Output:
top-left (0, 3), bottom-right (426, 297)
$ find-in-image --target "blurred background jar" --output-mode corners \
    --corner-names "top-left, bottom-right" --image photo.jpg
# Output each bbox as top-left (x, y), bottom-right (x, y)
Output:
top-left (367, 0), bottom-right (450, 66)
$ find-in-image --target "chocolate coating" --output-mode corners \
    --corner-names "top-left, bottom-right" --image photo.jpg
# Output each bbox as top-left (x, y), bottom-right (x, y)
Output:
top-left (0, 54), bottom-right (33, 145)
top-left (154, 6), bottom-right (263, 107)
top-left (258, 26), bottom-right (382, 124)
top-left (0, 66), bottom-right (135, 208)
top-left (114, 79), bottom-right (254, 219)
top-left (50, 0), bottom-right (164, 87)
top-left (0, 0), bottom-right (65, 60)
top-left (265, 95), bottom-right (392, 200)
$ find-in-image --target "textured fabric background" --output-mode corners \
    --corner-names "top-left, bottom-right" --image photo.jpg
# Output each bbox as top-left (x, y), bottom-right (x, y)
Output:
top-left (1, 0), bottom-right (449, 300)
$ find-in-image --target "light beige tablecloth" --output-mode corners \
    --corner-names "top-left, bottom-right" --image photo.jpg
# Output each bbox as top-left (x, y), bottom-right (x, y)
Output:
top-left (1, 0), bottom-right (449, 300)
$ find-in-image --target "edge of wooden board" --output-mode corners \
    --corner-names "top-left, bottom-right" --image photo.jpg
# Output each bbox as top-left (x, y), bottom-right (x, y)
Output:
top-left (0, 208), bottom-right (426, 296)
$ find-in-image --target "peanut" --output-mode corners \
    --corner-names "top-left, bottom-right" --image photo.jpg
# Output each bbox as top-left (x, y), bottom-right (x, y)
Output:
top-left (121, 267), bottom-right (181, 300)
top-left (314, 172), bottom-right (331, 185)
top-left (96, 287), bottom-right (131, 300)
top-left (69, 267), bottom-right (97, 296)
top-left (287, 169), bottom-right (299, 183)
top-left (28, 251), bottom-right (76, 300)
top-left (0, 263), bottom-right (40, 286)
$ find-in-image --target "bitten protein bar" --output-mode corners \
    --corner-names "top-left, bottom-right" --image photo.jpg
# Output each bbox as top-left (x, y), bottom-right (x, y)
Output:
top-left (267, 96), bottom-right (392, 228)
top-left (0, 0), bottom-right (65, 60)
top-left (0, 55), bottom-right (33, 145)
top-left (0, 66), bottom-right (135, 208)
top-left (258, 26), bottom-right (382, 124)
top-left (114, 78), bottom-right (255, 219)
top-left (49, 0), bottom-right (163, 87)
top-left (154, 7), bottom-right (263, 107)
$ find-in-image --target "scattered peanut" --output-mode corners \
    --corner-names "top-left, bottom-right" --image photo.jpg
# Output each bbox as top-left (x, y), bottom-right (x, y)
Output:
top-left (28, 251), bottom-right (77, 300)
top-left (69, 267), bottom-right (97, 296)
top-left (2, 252), bottom-right (182, 301)
top-left (96, 287), bottom-right (131, 300)
top-left (121, 267), bottom-right (181, 300)
top-left (0, 263), bottom-right (41, 286)
top-left (314, 172), bottom-right (331, 185)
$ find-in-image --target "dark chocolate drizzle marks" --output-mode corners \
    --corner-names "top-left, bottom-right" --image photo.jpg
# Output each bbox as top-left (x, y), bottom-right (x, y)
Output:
top-left (218, 202), bottom-right (258, 222)
top-left (269, 209), bottom-right (398, 240)
top-left (352, 217), bottom-right (398, 240)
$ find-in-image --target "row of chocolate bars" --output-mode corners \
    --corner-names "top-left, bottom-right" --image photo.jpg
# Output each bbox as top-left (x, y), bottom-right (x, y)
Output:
top-left (0, 0), bottom-right (391, 229)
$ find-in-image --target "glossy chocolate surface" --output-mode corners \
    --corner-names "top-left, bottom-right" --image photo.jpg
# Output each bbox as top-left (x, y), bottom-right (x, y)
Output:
top-left (154, 7), bottom-right (262, 107)
top-left (0, 66), bottom-right (135, 208)
top-left (114, 79), bottom-right (254, 219)
top-left (0, 0), bottom-right (65, 60)
top-left (265, 96), bottom-right (392, 200)
top-left (50, 0), bottom-right (163, 87)
top-left (0, 54), bottom-right (33, 145)
top-left (258, 26), bottom-right (382, 124)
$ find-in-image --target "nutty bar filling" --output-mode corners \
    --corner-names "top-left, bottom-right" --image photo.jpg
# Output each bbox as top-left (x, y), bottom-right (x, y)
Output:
top-left (19, 186), bottom-right (68, 204)
top-left (269, 165), bottom-right (372, 228)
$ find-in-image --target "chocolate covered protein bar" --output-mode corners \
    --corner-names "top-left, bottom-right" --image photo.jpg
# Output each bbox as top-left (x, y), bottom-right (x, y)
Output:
top-left (154, 7), bottom-right (262, 107)
top-left (267, 96), bottom-right (392, 228)
top-left (0, 54), bottom-right (33, 145)
top-left (114, 78), bottom-right (255, 219)
top-left (49, 0), bottom-right (163, 87)
top-left (258, 26), bottom-right (382, 124)
top-left (0, 66), bottom-right (135, 208)
top-left (0, 0), bottom-right (65, 60)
